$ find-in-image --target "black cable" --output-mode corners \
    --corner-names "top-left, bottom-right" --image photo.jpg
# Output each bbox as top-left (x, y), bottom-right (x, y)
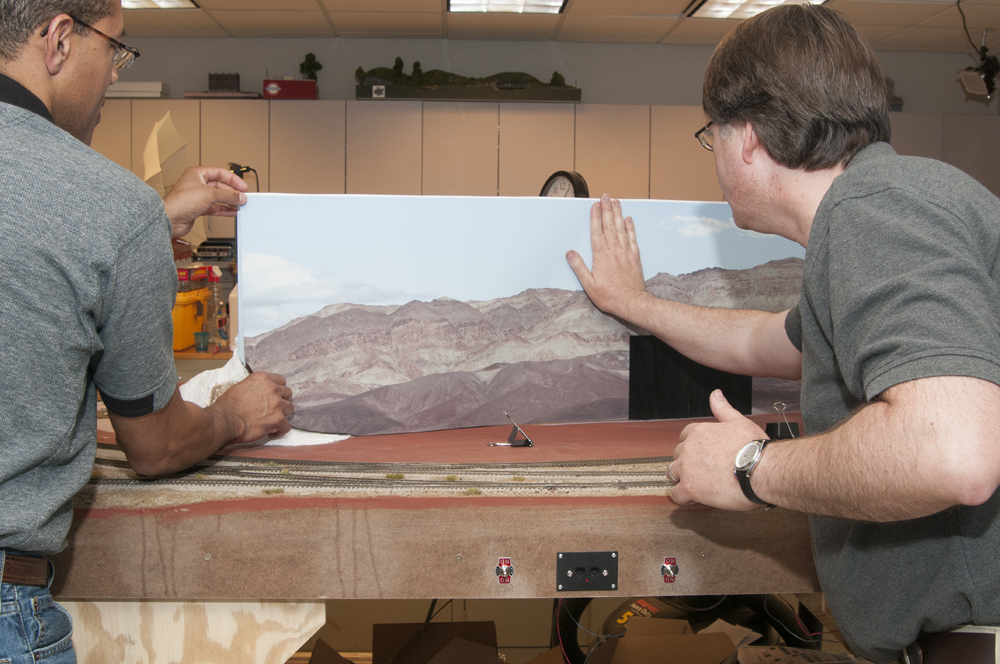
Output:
top-left (429, 599), bottom-right (453, 622)
top-left (556, 598), bottom-right (626, 664)
top-left (663, 595), bottom-right (728, 613)
top-left (759, 595), bottom-right (842, 647)
top-left (424, 599), bottom-right (437, 624)
top-left (956, 0), bottom-right (980, 54)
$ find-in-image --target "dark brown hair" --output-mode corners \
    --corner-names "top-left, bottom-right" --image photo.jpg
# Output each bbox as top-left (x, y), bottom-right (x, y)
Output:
top-left (703, 4), bottom-right (891, 170)
top-left (0, 0), bottom-right (114, 60)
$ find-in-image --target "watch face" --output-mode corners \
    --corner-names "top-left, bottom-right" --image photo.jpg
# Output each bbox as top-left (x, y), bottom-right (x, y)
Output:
top-left (735, 441), bottom-right (762, 470)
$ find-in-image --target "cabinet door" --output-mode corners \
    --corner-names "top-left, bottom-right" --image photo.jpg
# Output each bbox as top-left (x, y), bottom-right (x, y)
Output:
top-left (943, 114), bottom-right (1000, 198)
top-left (575, 104), bottom-right (650, 200)
top-left (270, 100), bottom-right (346, 194)
top-left (650, 106), bottom-right (722, 202)
top-left (202, 100), bottom-right (270, 237)
top-left (499, 103), bottom-right (575, 197)
top-left (346, 100), bottom-right (422, 195)
top-left (201, 99), bottom-right (270, 192)
top-left (889, 112), bottom-right (943, 161)
top-left (423, 102), bottom-right (499, 196)
top-left (131, 99), bottom-right (201, 182)
top-left (91, 99), bottom-right (132, 171)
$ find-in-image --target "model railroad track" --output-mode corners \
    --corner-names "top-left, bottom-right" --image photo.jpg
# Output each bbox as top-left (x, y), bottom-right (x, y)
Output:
top-left (92, 443), bottom-right (673, 491)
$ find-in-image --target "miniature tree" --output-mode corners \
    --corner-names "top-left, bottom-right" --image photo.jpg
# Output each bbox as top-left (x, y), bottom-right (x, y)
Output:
top-left (550, 71), bottom-right (566, 86)
top-left (300, 53), bottom-right (322, 81)
top-left (412, 61), bottom-right (423, 86)
top-left (392, 56), bottom-right (405, 82)
top-left (355, 66), bottom-right (366, 84)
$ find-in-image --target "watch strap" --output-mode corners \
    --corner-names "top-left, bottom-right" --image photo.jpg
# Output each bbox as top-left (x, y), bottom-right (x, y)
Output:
top-left (736, 439), bottom-right (775, 508)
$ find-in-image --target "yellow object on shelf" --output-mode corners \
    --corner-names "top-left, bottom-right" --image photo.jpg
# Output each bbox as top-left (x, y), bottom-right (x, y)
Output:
top-left (171, 287), bottom-right (209, 351)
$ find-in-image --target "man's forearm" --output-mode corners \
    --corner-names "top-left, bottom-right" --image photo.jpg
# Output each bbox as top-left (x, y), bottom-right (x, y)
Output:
top-left (111, 374), bottom-right (293, 477)
top-left (114, 392), bottom-right (243, 476)
top-left (567, 195), bottom-right (801, 381)
top-left (752, 376), bottom-right (1000, 521)
top-left (627, 294), bottom-right (800, 380)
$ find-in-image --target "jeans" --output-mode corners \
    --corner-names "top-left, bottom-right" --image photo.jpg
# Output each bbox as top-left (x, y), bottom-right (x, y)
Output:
top-left (0, 552), bottom-right (75, 664)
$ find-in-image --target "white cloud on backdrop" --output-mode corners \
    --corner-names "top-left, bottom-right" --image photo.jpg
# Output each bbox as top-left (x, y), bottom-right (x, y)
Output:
top-left (241, 253), bottom-right (430, 338)
top-left (659, 215), bottom-right (758, 239)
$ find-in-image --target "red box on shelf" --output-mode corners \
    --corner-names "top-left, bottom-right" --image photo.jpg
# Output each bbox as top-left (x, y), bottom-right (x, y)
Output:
top-left (262, 79), bottom-right (317, 99)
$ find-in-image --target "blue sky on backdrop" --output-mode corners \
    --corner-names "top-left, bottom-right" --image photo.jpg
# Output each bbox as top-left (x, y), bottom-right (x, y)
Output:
top-left (237, 194), bottom-right (805, 349)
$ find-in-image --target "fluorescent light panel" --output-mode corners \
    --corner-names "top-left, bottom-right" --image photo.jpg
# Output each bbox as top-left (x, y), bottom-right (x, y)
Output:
top-left (448, 0), bottom-right (566, 13)
top-left (122, 0), bottom-right (199, 8)
top-left (691, 0), bottom-right (823, 20)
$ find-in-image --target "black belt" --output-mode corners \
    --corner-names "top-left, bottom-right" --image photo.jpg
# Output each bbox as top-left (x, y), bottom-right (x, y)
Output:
top-left (902, 630), bottom-right (998, 664)
top-left (1, 553), bottom-right (50, 587)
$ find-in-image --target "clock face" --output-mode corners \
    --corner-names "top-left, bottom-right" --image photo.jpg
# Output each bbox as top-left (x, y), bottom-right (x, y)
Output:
top-left (544, 175), bottom-right (576, 197)
top-left (540, 171), bottom-right (589, 198)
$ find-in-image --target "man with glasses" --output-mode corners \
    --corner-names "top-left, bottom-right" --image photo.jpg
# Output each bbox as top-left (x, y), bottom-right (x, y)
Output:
top-left (0, 2), bottom-right (294, 660)
top-left (568, 5), bottom-right (1000, 664)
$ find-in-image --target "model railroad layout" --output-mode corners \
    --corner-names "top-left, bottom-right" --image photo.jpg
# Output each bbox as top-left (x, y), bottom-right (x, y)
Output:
top-left (84, 443), bottom-right (675, 508)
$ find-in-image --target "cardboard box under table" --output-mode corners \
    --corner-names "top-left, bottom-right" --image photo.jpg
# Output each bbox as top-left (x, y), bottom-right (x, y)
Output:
top-left (52, 414), bottom-right (816, 663)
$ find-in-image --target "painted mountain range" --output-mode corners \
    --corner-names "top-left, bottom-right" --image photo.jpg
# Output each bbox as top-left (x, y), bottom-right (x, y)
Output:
top-left (245, 258), bottom-right (804, 435)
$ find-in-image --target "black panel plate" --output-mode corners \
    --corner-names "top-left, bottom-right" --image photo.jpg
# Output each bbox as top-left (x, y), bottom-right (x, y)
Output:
top-left (556, 551), bottom-right (618, 592)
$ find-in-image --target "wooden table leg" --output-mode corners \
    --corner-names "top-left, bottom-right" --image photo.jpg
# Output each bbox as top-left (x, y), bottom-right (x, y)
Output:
top-left (60, 600), bottom-right (325, 664)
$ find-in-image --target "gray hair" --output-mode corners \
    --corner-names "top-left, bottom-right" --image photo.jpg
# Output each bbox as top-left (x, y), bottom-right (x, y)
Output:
top-left (0, 0), bottom-right (114, 60)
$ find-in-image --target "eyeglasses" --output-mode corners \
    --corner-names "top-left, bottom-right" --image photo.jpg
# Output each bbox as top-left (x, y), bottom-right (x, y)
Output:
top-left (41, 16), bottom-right (140, 70)
top-left (695, 121), bottom-right (714, 152)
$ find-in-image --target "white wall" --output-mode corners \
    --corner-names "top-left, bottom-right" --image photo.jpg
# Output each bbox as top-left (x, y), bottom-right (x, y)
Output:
top-left (118, 36), bottom-right (999, 115)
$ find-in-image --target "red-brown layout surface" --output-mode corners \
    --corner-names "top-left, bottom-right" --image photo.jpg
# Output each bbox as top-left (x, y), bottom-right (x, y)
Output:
top-left (63, 413), bottom-right (815, 600)
top-left (214, 413), bottom-right (800, 464)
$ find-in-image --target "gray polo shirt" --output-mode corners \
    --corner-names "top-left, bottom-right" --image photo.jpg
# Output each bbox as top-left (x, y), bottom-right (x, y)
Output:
top-left (786, 142), bottom-right (1000, 663)
top-left (0, 78), bottom-right (178, 554)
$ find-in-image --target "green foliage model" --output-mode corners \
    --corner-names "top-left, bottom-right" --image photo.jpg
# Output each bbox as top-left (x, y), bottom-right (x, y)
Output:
top-left (300, 53), bottom-right (322, 81)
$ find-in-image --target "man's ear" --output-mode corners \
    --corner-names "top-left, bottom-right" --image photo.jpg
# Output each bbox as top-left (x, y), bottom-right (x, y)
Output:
top-left (741, 122), bottom-right (761, 165)
top-left (41, 15), bottom-right (75, 76)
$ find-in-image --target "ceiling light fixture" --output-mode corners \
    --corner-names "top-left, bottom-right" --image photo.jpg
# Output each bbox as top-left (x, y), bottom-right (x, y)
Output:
top-left (448, 0), bottom-right (567, 14)
top-left (957, 1), bottom-right (998, 99)
top-left (688, 0), bottom-right (822, 20)
top-left (122, 0), bottom-right (200, 8)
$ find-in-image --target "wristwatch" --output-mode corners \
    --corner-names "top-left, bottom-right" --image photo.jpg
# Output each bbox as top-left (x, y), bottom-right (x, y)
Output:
top-left (734, 439), bottom-right (775, 508)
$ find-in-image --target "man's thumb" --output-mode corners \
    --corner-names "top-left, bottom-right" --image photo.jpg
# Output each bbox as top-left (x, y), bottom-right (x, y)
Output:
top-left (709, 389), bottom-right (743, 422)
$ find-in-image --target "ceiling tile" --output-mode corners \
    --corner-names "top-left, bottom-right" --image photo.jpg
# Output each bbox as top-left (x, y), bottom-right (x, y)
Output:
top-left (327, 11), bottom-right (444, 35)
top-left (556, 15), bottom-right (678, 42)
top-left (447, 13), bottom-right (560, 38)
top-left (660, 17), bottom-right (739, 44)
top-left (875, 25), bottom-right (980, 51)
top-left (197, 0), bottom-right (321, 9)
top-left (566, 0), bottom-right (689, 16)
top-left (122, 9), bottom-right (226, 36)
top-left (207, 10), bottom-right (335, 36)
top-left (323, 0), bottom-right (442, 11)
top-left (916, 4), bottom-right (1000, 29)
top-left (824, 0), bottom-right (953, 26)
top-left (855, 23), bottom-right (907, 44)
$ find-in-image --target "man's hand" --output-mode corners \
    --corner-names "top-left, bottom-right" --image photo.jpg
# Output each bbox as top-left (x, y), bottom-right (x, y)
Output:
top-left (566, 194), bottom-right (650, 321)
top-left (163, 166), bottom-right (249, 239)
top-left (669, 390), bottom-right (768, 510)
top-left (210, 372), bottom-right (294, 445)
top-left (110, 373), bottom-right (293, 477)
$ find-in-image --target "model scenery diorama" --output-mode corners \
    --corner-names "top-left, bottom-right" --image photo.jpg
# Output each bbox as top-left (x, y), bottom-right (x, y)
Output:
top-left (355, 56), bottom-right (581, 101)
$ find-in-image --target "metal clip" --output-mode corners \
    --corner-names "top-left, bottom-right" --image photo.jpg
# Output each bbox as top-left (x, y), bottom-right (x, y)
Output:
top-left (488, 411), bottom-right (534, 447)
